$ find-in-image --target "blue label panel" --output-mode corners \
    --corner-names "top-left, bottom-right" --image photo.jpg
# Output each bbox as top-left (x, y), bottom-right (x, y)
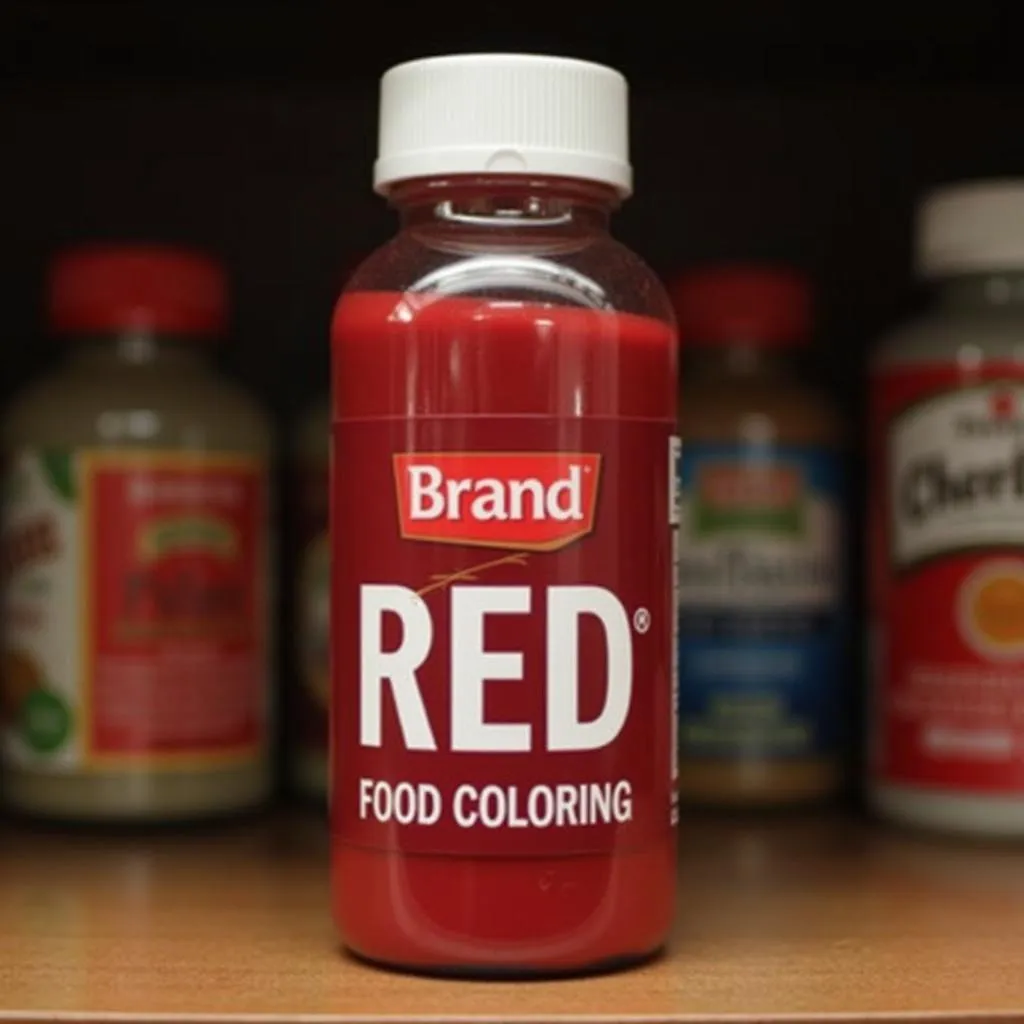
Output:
top-left (677, 442), bottom-right (844, 762)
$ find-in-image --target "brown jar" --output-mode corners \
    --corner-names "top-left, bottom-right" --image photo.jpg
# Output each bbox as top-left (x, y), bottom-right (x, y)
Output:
top-left (672, 266), bottom-right (844, 807)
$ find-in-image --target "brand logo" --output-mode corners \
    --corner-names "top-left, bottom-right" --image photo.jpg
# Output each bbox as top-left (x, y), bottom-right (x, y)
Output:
top-left (892, 383), bottom-right (1024, 566)
top-left (393, 452), bottom-right (601, 551)
top-left (898, 449), bottom-right (1024, 526)
top-left (953, 387), bottom-right (1024, 438)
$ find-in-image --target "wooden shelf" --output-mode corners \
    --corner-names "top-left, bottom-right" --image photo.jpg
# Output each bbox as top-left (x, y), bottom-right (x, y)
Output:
top-left (2, 810), bottom-right (1023, 1022)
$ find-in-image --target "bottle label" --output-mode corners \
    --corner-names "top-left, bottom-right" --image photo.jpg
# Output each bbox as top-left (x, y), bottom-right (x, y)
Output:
top-left (332, 418), bottom-right (676, 856)
top-left (872, 366), bottom-right (1024, 793)
top-left (1, 449), bottom-right (269, 771)
top-left (677, 442), bottom-right (843, 762)
top-left (293, 456), bottom-right (330, 778)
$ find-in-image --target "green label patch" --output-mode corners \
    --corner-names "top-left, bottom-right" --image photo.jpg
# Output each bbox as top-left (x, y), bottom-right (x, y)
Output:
top-left (693, 463), bottom-right (805, 536)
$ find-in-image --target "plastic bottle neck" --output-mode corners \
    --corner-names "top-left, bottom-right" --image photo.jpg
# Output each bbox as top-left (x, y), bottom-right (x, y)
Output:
top-left (934, 271), bottom-right (1024, 314)
top-left (388, 176), bottom-right (618, 245)
top-left (65, 330), bottom-right (211, 371)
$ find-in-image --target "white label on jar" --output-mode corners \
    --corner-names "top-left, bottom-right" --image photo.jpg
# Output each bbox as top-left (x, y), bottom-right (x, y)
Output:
top-left (891, 384), bottom-right (1024, 568)
top-left (1, 449), bottom-right (81, 770)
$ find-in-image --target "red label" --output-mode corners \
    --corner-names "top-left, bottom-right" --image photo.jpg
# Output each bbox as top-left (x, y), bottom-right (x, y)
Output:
top-left (699, 463), bottom-right (799, 508)
top-left (332, 417), bottom-right (675, 856)
top-left (86, 454), bottom-right (267, 764)
top-left (871, 363), bottom-right (1024, 793)
top-left (393, 452), bottom-right (601, 551)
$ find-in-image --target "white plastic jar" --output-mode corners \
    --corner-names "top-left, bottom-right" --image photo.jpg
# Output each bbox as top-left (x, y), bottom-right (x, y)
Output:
top-left (870, 180), bottom-right (1024, 836)
top-left (0, 245), bottom-right (274, 822)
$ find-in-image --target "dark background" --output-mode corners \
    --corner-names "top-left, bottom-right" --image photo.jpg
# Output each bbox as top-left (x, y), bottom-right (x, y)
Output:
top-left (6, 0), bottom-right (1024, 806)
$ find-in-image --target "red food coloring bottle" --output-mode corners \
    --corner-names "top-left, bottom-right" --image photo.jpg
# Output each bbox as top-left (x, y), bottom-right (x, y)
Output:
top-left (330, 53), bottom-right (679, 976)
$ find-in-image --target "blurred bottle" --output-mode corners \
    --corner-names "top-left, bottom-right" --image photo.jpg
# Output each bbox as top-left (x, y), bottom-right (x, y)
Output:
top-left (672, 265), bottom-right (845, 808)
top-left (288, 256), bottom-right (362, 806)
top-left (0, 244), bottom-right (274, 822)
top-left (870, 180), bottom-right (1024, 837)
top-left (290, 394), bottom-right (329, 803)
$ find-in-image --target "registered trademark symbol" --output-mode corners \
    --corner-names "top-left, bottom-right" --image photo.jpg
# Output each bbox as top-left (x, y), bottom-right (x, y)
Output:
top-left (633, 607), bottom-right (651, 633)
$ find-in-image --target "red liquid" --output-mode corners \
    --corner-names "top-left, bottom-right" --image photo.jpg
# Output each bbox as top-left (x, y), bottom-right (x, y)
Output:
top-left (331, 290), bottom-right (677, 974)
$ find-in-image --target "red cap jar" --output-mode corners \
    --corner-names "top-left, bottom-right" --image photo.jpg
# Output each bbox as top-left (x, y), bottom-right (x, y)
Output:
top-left (0, 243), bottom-right (274, 823)
top-left (48, 245), bottom-right (228, 338)
top-left (671, 264), bottom-right (846, 810)
top-left (671, 265), bottom-right (812, 348)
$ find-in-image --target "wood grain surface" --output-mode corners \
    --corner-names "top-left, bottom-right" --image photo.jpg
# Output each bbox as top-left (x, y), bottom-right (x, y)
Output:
top-left (1, 811), bottom-right (1023, 1022)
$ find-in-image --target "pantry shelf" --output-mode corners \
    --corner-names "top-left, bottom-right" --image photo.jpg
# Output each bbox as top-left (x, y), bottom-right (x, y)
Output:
top-left (1, 811), bottom-right (1022, 1023)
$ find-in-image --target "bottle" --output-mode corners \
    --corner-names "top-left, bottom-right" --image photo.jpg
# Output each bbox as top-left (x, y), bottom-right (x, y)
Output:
top-left (330, 54), bottom-right (678, 975)
top-left (291, 395), bottom-right (329, 802)
top-left (289, 257), bottom-right (360, 805)
top-left (672, 266), bottom-right (845, 807)
top-left (870, 180), bottom-right (1024, 837)
top-left (0, 245), bottom-right (274, 822)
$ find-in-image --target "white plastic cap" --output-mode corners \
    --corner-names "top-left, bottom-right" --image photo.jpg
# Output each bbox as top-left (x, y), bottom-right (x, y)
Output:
top-left (373, 53), bottom-right (632, 196)
top-left (918, 179), bottom-right (1024, 277)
